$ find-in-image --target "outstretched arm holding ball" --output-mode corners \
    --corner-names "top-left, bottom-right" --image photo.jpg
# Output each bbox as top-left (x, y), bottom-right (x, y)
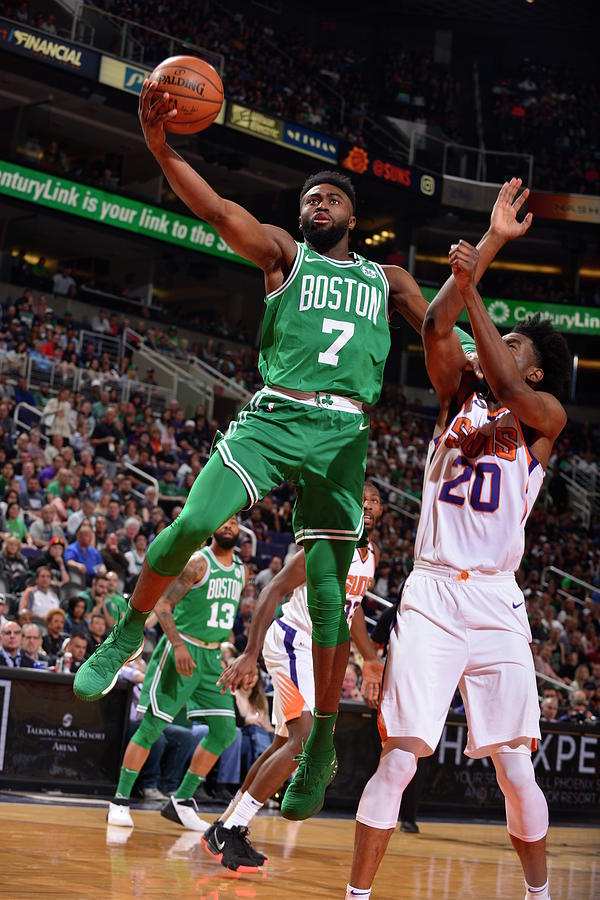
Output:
top-left (138, 79), bottom-right (297, 290)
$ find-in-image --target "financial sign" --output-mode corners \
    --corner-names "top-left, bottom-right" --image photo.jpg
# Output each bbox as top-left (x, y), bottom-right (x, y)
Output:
top-left (0, 160), bottom-right (252, 267)
top-left (0, 17), bottom-right (99, 79)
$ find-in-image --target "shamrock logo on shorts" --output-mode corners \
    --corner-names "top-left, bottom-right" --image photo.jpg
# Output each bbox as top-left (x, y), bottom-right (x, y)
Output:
top-left (317, 393), bottom-right (333, 407)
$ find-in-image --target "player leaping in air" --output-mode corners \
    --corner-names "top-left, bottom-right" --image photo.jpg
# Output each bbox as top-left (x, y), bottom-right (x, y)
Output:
top-left (74, 75), bottom-right (532, 821)
top-left (346, 221), bottom-right (571, 900)
top-left (201, 483), bottom-right (383, 871)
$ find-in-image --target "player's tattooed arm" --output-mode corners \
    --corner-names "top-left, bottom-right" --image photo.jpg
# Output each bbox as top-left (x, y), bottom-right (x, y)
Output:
top-left (155, 551), bottom-right (208, 677)
top-left (350, 606), bottom-right (384, 709)
top-left (138, 80), bottom-right (296, 279)
top-left (217, 548), bottom-right (307, 693)
top-left (451, 242), bottom-right (566, 463)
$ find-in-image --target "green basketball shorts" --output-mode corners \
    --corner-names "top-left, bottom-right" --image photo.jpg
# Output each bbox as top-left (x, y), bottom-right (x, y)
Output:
top-left (212, 387), bottom-right (369, 543)
top-left (137, 634), bottom-right (235, 723)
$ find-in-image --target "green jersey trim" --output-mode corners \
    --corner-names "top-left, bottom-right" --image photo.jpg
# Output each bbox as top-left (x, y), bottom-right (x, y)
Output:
top-left (370, 260), bottom-right (390, 322)
top-left (302, 247), bottom-right (362, 268)
top-left (187, 708), bottom-right (236, 718)
top-left (204, 545), bottom-right (239, 573)
top-left (149, 639), bottom-right (175, 722)
top-left (216, 439), bottom-right (259, 505)
top-left (266, 242), bottom-right (305, 301)
top-left (295, 510), bottom-right (365, 544)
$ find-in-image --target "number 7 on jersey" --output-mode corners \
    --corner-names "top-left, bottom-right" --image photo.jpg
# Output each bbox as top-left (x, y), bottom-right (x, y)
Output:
top-left (318, 318), bottom-right (355, 367)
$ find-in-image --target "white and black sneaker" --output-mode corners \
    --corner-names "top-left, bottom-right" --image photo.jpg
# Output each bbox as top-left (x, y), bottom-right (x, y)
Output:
top-left (107, 801), bottom-right (134, 828)
top-left (160, 796), bottom-right (211, 832)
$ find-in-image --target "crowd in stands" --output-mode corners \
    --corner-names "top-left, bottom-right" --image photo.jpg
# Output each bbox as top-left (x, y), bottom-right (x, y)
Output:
top-left (487, 59), bottom-right (600, 197)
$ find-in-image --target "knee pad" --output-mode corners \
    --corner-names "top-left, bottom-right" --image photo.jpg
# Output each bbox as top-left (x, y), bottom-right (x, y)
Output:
top-left (492, 746), bottom-right (548, 842)
top-left (356, 746), bottom-right (417, 830)
top-left (201, 715), bottom-right (238, 757)
top-left (131, 711), bottom-right (169, 749)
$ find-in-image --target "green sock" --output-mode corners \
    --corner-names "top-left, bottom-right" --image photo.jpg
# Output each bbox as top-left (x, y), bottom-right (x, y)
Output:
top-left (125, 604), bottom-right (149, 629)
top-left (114, 766), bottom-right (139, 801)
top-left (174, 770), bottom-right (204, 801)
top-left (305, 709), bottom-right (338, 756)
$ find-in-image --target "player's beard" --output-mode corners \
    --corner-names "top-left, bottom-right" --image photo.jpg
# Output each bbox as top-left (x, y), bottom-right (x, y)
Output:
top-left (302, 216), bottom-right (350, 252)
top-left (213, 532), bottom-right (237, 549)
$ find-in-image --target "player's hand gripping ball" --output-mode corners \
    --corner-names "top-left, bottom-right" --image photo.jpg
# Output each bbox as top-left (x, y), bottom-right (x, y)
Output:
top-left (148, 55), bottom-right (224, 135)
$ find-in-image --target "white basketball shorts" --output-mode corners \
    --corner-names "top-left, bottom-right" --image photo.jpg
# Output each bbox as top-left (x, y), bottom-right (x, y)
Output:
top-left (378, 562), bottom-right (541, 758)
top-left (263, 618), bottom-right (314, 737)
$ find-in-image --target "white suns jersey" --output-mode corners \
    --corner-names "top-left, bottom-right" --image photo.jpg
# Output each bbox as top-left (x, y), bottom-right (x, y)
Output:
top-left (414, 393), bottom-right (544, 575)
top-left (279, 543), bottom-right (377, 638)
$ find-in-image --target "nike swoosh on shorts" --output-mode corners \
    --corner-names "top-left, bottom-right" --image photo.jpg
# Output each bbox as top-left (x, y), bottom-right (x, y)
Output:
top-left (359, 423), bottom-right (369, 431)
top-left (512, 601), bottom-right (524, 609)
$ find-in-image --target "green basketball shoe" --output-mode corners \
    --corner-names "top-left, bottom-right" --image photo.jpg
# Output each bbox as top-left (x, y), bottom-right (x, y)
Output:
top-left (280, 746), bottom-right (338, 821)
top-left (73, 612), bottom-right (145, 701)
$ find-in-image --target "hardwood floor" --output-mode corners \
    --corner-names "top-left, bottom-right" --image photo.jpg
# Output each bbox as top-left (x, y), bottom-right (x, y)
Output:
top-left (3, 802), bottom-right (597, 898)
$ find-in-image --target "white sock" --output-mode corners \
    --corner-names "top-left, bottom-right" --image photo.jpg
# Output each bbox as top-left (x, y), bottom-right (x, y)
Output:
top-left (221, 789), bottom-right (242, 822)
top-left (346, 886), bottom-right (371, 898)
top-left (525, 879), bottom-right (549, 899)
top-left (222, 791), bottom-right (263, 830)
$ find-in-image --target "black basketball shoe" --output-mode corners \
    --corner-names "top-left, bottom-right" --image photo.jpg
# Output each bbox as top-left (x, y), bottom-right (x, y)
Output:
top-left (203, 818), bottom-right (267, 866)
top-left (204, 822), bottom-right (265, 872)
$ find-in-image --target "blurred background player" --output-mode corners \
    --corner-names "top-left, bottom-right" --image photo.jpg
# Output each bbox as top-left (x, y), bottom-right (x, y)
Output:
top-left (107, 518), bottom-right (248, 841)
top-left (347, 183), bottom-right (572, 900)
top-left (75, 84), bottom-right (525, 819)
top-left (208, 483), bottom-right (383, 871)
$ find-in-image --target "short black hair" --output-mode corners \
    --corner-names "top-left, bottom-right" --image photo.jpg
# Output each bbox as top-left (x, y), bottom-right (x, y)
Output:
top-left (300, 171), bottom-right (356, 213)
top-left (364, 480), bottom-right (381, 498)
top-left (513, 313), bottom-right (572, 398)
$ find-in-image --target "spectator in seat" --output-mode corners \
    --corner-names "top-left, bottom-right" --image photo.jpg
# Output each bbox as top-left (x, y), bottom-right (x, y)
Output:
top-left (65, 597), bottom-right (89, 638)
top-left (64, 524), bottom-right (105, 579)
top-left (43, 387), bottom-right (73, 440)
top-left (66, 497), bottom-right (96, 538)
top-left (21, 623), bottom-right (46, 665)
top-left (90, 407), bottom-right (122, 477)
top-left (78, 572), bottom-right (115, 627)
top-left (20, 566), bottom-right (60, 624)
top-left (117, 515), bottom-right (141, 554)
top-left (0, 597), bottom-right (9, 629)
top-left (233, 594), bottom-right (256, 653)
top-left (254, 556), bottom-right (282, 593)
top-left (0, 536), bottom-right (29, 593)
top-left (52, 266), bottom-right (76, 297)
top-left (86, 613), bottom-right (107, 655)
top-left (124, 532), bottom-right (147, 585)
top-left (559, 690), bottom-right (595, 723)
top-left (3, 501), bottom-right (32, 546)
top-left (42, 608), bottom-right (67, 663)
top-left (31, 536), bottom-right (70, 590)
top-left (0, 621), bottom-right (34, 668)
top-left (29, 504), bottom-right (65, 550)
top-left (540, 696), bottom-right (559, 722)
top-left (101, 532), bottom-right (129, 583)
top-left (235, 675), bottom-right (274, 775)
top-left (238, 538), bottom-right (259, 574)
top-left (341, 663), bottom-right (362, 701)
top-left (66, 632), bottom-right (89, 673)
top-left (105, 570), bottom-right (128, 622)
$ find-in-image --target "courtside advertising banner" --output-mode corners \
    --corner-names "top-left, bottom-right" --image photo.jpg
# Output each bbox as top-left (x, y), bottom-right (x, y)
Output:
top-left (0, 17), bottom-right (100, 79)
top-left (0, 159), bottom-right (252, 267)
top-left (340, 142), bottom-right (440, 200)
top-left (419, 286), bottom-right (600, 336)
top-left (528, 191), bottom-right (600, 225)
top-left (282, 122), bottom-right (338, 163)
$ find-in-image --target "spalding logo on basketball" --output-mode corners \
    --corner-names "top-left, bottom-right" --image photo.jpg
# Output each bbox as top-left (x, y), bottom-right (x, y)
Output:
top-left (149, 55), bottom-right (224, 135)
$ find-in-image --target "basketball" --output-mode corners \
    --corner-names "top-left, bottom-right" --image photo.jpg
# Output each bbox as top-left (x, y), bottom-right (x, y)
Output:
top-left (148, 55), bottom-right (224, 135)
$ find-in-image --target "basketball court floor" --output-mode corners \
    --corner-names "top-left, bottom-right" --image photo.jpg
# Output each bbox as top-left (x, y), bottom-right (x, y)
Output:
top-left (3, 797), bottom-right (597, 898)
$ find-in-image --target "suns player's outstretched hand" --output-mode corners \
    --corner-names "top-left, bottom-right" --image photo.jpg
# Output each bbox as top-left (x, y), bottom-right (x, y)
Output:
top-left (138, 79), bottom-right (177, 154)
top-left (449, 240), bottom-right (479, 294)
top-left (217, 652), bottom-right (259, 694)
top-left (490, 177), bottom-right (533, 241)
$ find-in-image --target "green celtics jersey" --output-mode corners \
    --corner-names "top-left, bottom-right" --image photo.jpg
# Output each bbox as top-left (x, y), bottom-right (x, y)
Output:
top-left (258, 242), bottom-right (391, 406)
top-left (173, 546), bottom-right (245, 642)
